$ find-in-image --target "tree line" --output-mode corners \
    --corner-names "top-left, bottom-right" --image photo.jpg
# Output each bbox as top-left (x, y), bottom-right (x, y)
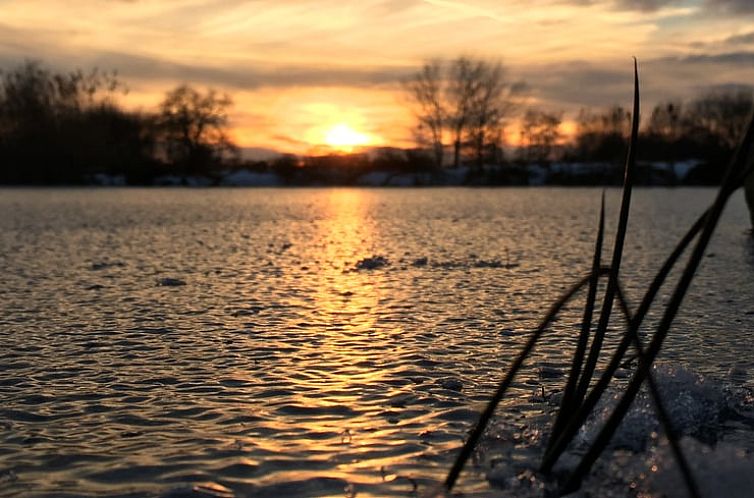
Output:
top-left (0, 61), bottom-right (235, 184)
top-left (406, 57), bottom-right (753, 184)
top-left (1, 58), bottom-right (752, 185)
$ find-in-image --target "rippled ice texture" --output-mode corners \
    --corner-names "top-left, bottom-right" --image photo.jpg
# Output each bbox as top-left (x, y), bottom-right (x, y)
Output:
top-left (1, 188), bottom-right (753, 497)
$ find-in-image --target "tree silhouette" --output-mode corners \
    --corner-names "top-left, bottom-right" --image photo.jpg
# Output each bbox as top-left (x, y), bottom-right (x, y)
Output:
top-left (646, 100), bottom-right (684, 142)
top-left (0, 60), bottom-right (153, 184)
top-left (405, 56), bottom-right (524, 170)
top-left (446, 57), bottom-right (482, 169)
top-left (573, 105), bottom-right (632, 162)
top-left (405, 60), bottom-right (445, 169)
top-left (684, 89), bottom-right (752, 150)
top-left (465, 60), bottom-right (525, 169)
top-left (518, 109), bottom-right (563, 164)
top-left (158, 85), bottom-right (236, 175)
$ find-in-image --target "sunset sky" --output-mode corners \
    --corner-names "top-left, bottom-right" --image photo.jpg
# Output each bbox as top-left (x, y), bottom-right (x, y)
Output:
top-left (1, 0), bottom-right (753, 154)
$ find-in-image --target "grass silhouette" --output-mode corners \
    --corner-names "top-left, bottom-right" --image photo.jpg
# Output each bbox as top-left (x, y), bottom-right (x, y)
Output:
top-left (442, 60), bottom-right (754, 497)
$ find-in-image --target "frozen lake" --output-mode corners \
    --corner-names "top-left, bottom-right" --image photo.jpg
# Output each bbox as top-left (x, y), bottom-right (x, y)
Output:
top-left (1, 187), bottom-right (753, 497)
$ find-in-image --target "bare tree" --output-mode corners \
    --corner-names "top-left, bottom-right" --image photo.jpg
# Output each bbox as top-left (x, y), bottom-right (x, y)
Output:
top-left (518, 109), bottom-right (562, 164)
top-left (0, 60), bottom-right (123, 127)
top-left (645, 100), bottom-right (684, 141)
top-left (158, 84), bottom-right (236, 173)
top-left (405, 56), bottom-right (524, 169)
top-left (404, 60), bottom-right (445, 168)
top-left (446, 57), bottom-right (484, 168)
top-left (683, 88), bottom-right (753, 149)
top-left (573, 105), bottom-right (631, 161)
top-left (465, 61), bottom-right (526, 168)
top-left (0, 60), bottom-right (150, 184)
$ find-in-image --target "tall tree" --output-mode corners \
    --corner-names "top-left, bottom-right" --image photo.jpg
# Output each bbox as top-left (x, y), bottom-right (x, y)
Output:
top-left (446, 57), bottom-right (483, 169)
top-left (646, 100), bottom-right (684, 141)
top-left (0, 60), bottom-right (152, 184)
top-left (465, 61), bottom-right (526, 168)
top-left (573, 105), bottom-right (631, 161)
top-left (683, 88), bottom-right (753, 149)
top-left (518, 109), bottom-right (562, 164)
top-left (405, 56), bottom-right (524, 169)
top-left (405, 60), bottom-right (445, 168)
top-left (158, 84), bottom-right (236, 174)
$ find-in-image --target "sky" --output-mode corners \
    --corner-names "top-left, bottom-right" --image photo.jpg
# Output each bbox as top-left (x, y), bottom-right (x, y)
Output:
top-left (1, 0), bottom-right (754, 154)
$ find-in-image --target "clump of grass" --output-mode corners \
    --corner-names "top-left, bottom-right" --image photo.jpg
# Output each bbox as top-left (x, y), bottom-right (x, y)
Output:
top-left (443, 59), bottom-right (754, 497)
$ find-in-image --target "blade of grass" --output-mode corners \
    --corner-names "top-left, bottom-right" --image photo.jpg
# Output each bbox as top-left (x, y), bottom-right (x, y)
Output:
top-left (538, 75), bottom-right (745, 474)
top-left (561, 110), bottom-right (754, 494)
top-left (573, 59), bottom-right (640, 405)
top-left (540, 205), bottom-right (709, 471)
top-left (443, 268), bottom-right (611, 491)
top-left (547, 191), bottom-right (606, 449)
top-left (614, 282), bottom-right (702, 498)
top-left (543, 172), bottom-right (754, 490)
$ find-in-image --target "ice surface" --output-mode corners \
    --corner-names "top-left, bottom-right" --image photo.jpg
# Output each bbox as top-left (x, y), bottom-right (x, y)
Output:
top-left (474, 362), bottom-right (754, 497)
top-left (649, 438), bottom-right (754, 498)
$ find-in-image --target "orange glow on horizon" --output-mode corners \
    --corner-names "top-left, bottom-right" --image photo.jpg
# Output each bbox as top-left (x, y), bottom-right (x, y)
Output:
top-left (323, 123), bottom-right (372, 152)
top-left (297, 98), bottom-right (389, 154)
top-left (3, 0), bottom-right (754, 154)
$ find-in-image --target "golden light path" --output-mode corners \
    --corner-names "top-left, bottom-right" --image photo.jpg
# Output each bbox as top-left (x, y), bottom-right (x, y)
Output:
top-left (246, 190), bottom-right (434, 494)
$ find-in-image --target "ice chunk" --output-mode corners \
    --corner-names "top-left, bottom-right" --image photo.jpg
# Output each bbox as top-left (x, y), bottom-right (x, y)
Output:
top-left (156, 277), bottom-right (187, 287)
top-left (354, 256), bottom-right (389, 270)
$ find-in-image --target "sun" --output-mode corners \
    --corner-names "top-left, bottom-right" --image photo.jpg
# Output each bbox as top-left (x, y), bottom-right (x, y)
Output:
top-left (324, 123), bottom-right (371, 152)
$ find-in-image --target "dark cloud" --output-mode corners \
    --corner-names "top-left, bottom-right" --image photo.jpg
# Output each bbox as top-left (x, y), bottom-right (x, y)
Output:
top-left (0, 22), bottom-right (414, 90)
top-left (512, 50), bottom-right (754, 114)
top-left (701, 82), bottom-right (754, 93)
top-left (724, 31), bottom-right (754, 45)
top-left (560, 0), bottom-right (681, 12)
top-left (565, 0), bottom-right (754, 13)
top-left (704, 0), bottom-right (754, 14)
top-left (670, 51), bottom-right (754, 64)
top-left (0, 43), bottom-right (413, 90)
top-left (613, 0), bottom-right (681, 12)
top-left (271, 134), bottom-right (310, 147)
top-left (3, 18), bottom-right (754, 120)
top-left (516, 62), bottom-right (634, 108)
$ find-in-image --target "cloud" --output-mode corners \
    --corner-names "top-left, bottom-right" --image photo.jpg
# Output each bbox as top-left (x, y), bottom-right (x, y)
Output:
top-left (559, 0), bottom-right (683, 12)
top-left (671, 51), bottom-right (754, 64)
top-left (0, 40), bottom-right (414, 90)
top-left (613, 0), bottom-right (682, 12)
top-left (270, 134), bottom-right (311, 147)
top-left (563, 0), bottom-right (754, 14)
top-left (512, 50), bottom-right (754, 114)
top-left (704, 0), bottom-right (754, 14)
top-left (724, 31), bottom-right (754, 45)
top-left (516, 62), bottom-right (634, 108)
top-left (701, 82), bottom-right (754, 93)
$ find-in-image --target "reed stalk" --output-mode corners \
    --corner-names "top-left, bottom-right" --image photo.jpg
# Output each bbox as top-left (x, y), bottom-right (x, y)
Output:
top-left (443, 268), bottom-right (610, 490)
top-left (443, 58), bottom-right (754, 497)
top-left (547, 192), bottom-right (605, 448)
top-left (561, 109), bottom-right (754, 494)
top-left (573, 59), bottom-right (639, 405)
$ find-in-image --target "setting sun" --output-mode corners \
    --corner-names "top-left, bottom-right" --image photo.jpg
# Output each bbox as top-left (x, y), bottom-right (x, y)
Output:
top-left (324, 123), bottom-right (371, 152)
